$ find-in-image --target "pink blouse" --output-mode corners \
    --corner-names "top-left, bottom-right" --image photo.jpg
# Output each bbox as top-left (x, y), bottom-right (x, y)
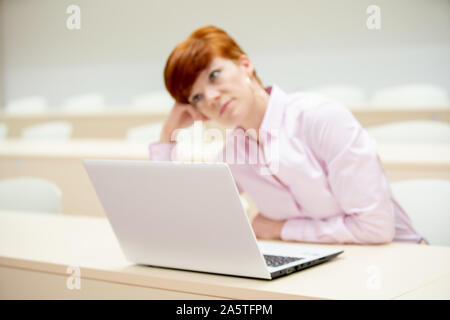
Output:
top-left (148, 84), bottom-right (422, 244)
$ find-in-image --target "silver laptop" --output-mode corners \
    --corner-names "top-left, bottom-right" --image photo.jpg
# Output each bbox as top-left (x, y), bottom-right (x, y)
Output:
top-left (83, 159), bottom-right (343, 280)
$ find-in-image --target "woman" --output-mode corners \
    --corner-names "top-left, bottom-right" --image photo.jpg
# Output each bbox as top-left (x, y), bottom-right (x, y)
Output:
top-left (149, 25), bottom-right (424, 244)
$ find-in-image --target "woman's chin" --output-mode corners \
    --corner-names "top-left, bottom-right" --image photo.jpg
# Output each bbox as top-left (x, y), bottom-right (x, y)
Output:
top-left (230, 108), bottom-right (248, 125)
top-left (215, 119), bottom-right (236, 129)
top-left (225, 118), bottom-right (244, 129)
top-left (214, 112), bottom-right (239, 128)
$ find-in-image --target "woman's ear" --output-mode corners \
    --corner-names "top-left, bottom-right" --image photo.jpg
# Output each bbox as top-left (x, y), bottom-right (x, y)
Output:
top-left (238, 55), bottom-right (255, 78)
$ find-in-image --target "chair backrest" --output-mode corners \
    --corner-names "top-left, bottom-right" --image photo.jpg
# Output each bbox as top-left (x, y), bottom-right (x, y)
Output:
top-left (0, 123), bottom-right (8, 140)
top-left (21, 121), bottom-right (73, 141)
top-left (62, 93), bottom-right (106, 112)
top-left (390, 179), bottom-right (450, 246)
top-left (131, 91), bottom-right (174, 113)
top-left (370, 84), bottom-right (449, 108)
top-left (0, 177), bottom-right (62, 214)
top-left (126, 122), bottom-right (164, 143)
top-left (5, 96), bottom-right (48, 114)
top-left (366, 120), bottom-right (450, 144)
top-left (307, 85), bottom-right (368, 109)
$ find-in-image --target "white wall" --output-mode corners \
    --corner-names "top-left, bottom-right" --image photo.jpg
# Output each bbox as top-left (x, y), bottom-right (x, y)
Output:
top-left (1, 0), bottom-right (449, 109)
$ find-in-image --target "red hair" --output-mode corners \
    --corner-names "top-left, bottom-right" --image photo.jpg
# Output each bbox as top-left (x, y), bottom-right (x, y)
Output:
top-left (164, 25), bottom-right (262, 104)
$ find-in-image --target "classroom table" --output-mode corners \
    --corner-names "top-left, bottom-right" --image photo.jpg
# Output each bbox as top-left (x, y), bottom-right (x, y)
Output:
top-left (0, 109), bottom-right (168, 139)
top-left (349, 106), bottom-right (450, 127)
top-left (376, 143), bottom-right (450, 181)
top-left (1, 106), bottom-right (448, 139)
top-left (0, 139), bottom-right (449, 216)
top-left (0, 210), bottom-right (449, 299)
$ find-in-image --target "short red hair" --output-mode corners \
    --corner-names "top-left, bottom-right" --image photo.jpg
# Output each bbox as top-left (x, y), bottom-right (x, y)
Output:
top-left (164, 25), bottom-right (263, 104)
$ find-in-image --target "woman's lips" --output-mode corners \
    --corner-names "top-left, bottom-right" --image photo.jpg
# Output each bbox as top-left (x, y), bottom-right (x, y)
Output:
top-left (219, 99), bottom-right (232, 116)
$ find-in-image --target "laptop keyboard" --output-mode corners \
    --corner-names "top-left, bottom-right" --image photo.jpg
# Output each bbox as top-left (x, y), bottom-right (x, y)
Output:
top-left (263, 254), bottom-right (303, 267)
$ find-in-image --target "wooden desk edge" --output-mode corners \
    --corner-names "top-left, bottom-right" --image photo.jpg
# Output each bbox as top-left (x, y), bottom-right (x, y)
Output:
top-left (0, 256), bottom-right (320, 300)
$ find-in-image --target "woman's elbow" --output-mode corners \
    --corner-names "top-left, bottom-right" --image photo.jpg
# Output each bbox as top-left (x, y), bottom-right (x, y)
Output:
top-left (347, 211), bottom-right (396, 244)
top-left (366, 226), bottom-right (395, 244)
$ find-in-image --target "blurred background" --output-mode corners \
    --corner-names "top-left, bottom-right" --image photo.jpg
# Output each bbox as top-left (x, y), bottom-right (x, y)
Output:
top-left (0, 0), bottom-right (449, 107)
top-left (0, 0), bottom-right (449, 245)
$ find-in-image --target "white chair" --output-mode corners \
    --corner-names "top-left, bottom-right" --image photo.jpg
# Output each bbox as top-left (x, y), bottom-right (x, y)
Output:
top-left (5, 96), bottom-right (48, 114)
top-left (62, 93), bottom-right (106, 112)
top-left (370, 84), bottom-right (449, 108)
top-left (126, 122), bottom-right (164, 143)
top-left (131, 91), bottom-right (174, 113)
top-left (0, 123), bottom-right (8, 139)
top-left (391, 179), bottom-right (450, 246)
top-left (366, 120), bottom-right (450, 144)
top-left (21, 121), bottom-right (73, 141)
top-left (0, 177), bottom-right (62, 214)
top-left (307, 85), bottom-right (368, 109)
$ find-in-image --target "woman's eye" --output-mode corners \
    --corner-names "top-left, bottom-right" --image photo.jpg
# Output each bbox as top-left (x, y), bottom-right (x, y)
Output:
top-left (193, 94), bottom-right (201, 103)
top-left (209, 70), bottom-right (219, 81)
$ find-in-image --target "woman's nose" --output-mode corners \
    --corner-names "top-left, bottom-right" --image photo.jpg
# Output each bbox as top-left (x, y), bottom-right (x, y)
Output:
top-left (204, 87), bottom-right (220, 106)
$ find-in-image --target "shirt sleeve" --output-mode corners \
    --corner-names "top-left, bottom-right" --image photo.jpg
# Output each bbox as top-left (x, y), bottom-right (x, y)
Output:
top-left (235, 180), bottom-right (244, 194)
top-left (281, 102), bottom-right (396, 244)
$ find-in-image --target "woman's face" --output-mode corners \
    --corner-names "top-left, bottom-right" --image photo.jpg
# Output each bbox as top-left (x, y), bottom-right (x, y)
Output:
top-left (188, 55), bottom-right (255, 127)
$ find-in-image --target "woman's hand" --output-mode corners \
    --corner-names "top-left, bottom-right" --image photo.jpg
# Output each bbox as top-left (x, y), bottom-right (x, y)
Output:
top-left (160, 101), bottom-right (209, 142)
top-left (251, 213), bottom-right (285, 240)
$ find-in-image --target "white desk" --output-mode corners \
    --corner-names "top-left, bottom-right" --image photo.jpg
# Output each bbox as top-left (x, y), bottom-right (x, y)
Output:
top-left (350, 106), bottom-right (450, 127)
top-left (377, 143), bottom-right (450, 181)
top-left (0, 210), bottom-right (449, 299)
top-left (0, 109), bottom-right (168, 139)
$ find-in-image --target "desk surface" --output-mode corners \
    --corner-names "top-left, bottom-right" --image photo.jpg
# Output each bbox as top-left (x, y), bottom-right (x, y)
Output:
top-left (0, 109), bottom-right (169, 139)
top-left (1, 210), bottom-right (449, 299)
top-left (0, 139), bottom-right (150, 160)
